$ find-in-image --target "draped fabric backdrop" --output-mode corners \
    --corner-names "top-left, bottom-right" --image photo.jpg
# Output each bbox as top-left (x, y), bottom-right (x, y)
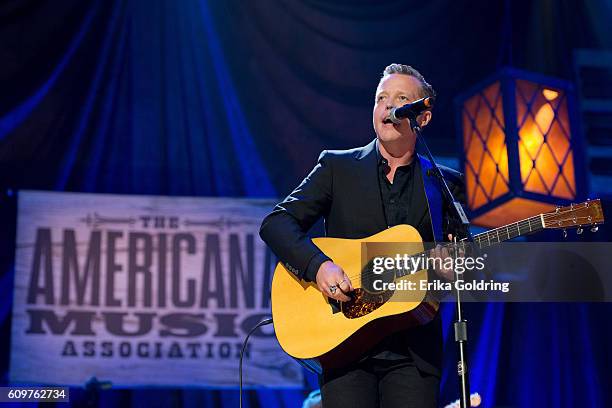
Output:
top-left (0, 0), bottom-right (611, 407)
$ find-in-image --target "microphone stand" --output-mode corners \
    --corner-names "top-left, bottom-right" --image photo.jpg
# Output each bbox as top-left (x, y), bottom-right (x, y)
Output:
top-left (408, 113), bottom-right (473, 408)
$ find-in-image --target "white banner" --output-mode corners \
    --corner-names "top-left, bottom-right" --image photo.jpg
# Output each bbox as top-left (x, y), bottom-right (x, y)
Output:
top-left (10, 190), bottom-right (302, 387)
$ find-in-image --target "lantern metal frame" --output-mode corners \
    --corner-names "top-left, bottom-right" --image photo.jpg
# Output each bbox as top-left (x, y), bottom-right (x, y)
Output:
top-left (454, 67), bottom-right (588, 224)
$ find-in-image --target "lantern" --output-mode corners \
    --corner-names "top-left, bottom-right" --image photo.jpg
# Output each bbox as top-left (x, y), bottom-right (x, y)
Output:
top-left (456, 68), bottom-right (586, 227)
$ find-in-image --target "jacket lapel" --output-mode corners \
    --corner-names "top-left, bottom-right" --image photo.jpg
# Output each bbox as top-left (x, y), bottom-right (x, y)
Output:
top-left (353, 139), bottom-right (387, 232)
top-left (417, 154), bottom-right (444, 242)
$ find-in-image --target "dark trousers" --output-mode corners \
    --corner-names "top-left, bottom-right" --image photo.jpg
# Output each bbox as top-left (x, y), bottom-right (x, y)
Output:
top-left (320, 358), bottom-right (439, 408)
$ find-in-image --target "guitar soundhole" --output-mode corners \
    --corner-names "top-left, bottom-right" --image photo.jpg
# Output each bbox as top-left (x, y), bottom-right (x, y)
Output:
top-left (341, 288), bottom-right (394, 319)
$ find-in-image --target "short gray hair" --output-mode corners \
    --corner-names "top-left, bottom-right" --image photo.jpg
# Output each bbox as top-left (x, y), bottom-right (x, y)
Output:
top-left (381, 63), bottom-right (436, 99)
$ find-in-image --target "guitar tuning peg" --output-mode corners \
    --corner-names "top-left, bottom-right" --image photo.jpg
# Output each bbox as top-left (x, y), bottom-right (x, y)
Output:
top-left (591, 225), bottom-right (599, 233)
top-left (563, 229), bottom-right (567, 238)
top-left (577, 227), bottom-right (583, 235)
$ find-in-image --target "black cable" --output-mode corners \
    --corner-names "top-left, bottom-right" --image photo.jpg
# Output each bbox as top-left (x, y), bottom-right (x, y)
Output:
top-left (239, 317), bottom-right (273, 408)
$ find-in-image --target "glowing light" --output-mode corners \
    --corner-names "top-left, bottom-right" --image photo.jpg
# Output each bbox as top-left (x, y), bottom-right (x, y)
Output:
top-left (460, 76), bottom-right (578, 227)
top-left (542, 88), bottom-right (559, 101)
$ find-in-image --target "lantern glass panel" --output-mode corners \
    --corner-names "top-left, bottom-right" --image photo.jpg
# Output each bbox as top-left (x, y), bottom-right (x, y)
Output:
top-left (462, 81), bottom-right (510, 211)
top-left (515, 80), bottom-right (576, 200)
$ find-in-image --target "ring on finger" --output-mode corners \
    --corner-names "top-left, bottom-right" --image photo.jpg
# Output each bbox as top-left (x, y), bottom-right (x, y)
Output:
top-left (329, 285), bottom-right (337, 294)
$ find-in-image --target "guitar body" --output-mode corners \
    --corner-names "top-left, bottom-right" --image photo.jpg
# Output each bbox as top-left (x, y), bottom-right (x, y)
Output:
top-left (271, 225), bottom-right (439, 369)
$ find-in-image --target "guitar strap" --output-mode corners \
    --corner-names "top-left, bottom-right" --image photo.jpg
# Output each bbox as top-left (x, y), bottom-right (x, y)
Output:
top-left (417, 154), bottom-right (444, 243)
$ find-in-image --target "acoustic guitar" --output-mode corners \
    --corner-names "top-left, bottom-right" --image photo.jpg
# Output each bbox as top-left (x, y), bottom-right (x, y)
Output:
top-left (271, 200), bottom-right (604, 368)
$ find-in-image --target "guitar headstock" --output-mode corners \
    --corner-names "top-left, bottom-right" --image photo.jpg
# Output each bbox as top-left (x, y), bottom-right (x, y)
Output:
top-left (543, 199), bottom-right (604, 231)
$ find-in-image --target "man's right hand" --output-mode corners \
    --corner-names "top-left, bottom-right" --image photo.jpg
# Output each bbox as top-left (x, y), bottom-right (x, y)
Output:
top-left (315, 261), bottom-right (354, 302)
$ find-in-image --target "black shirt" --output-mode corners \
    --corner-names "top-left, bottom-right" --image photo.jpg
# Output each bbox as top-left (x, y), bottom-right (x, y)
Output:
top-left (371, 147), bottom-right (441, 361)
top-left (377, 150), bottom-right (434, 243)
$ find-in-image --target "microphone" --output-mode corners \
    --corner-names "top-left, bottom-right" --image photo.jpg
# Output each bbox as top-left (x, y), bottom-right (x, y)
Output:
top-left (388, 97), bottom-right (435, 124)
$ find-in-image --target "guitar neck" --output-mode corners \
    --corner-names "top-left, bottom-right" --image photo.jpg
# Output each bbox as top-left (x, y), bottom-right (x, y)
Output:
top-left (394, 199), bottom-right (604, 278)
top-left (393, 214), bottom-right (544, 279)
top-left (471, 214), bottom-right (545, 249)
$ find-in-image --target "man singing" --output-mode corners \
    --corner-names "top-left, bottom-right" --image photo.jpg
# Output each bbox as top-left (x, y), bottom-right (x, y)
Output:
top-left (260, 64), bottom-right (464, 408)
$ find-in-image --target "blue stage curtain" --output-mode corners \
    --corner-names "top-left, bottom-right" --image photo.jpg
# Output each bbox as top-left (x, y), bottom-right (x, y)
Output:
top-left (0, 0), bottom-right (611, 407)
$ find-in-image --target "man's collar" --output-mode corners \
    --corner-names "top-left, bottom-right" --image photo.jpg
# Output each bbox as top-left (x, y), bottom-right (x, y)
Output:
top-left (375, 139), bottom-right (384, 165)
top-left (353, 139), bottom-right (377, 160)
top-left (375, 139), bottom-right (417, 168)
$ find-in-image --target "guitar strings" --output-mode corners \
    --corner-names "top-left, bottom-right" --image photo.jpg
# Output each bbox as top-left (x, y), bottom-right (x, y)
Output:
top-left (337, 210), bottom-right (596, 284)
top-left (343, 212), bottom-right (594, 283)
